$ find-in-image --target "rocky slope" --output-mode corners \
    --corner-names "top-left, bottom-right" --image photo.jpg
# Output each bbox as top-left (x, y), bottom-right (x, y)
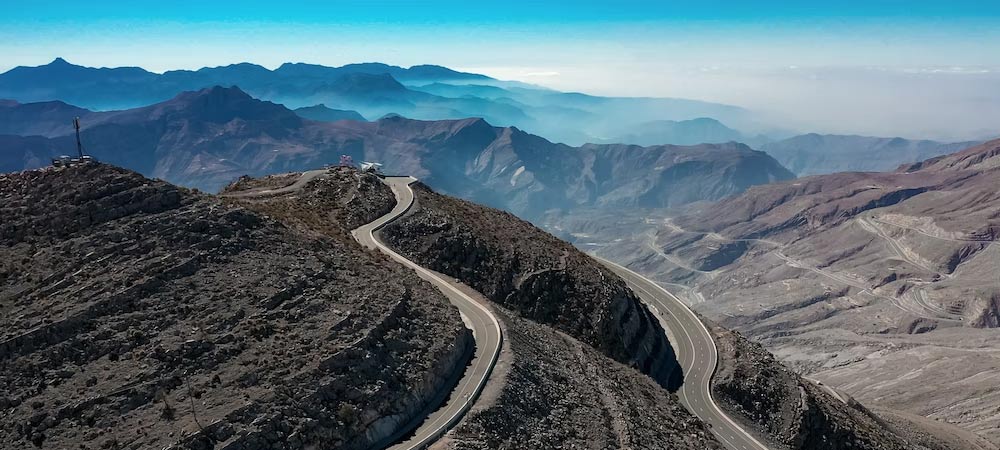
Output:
top-left (381, 183), bottom-right (682, 389)
top-left (223, 170), bottom-right (728, 448)
top-left (0, 86), bottom-right (793, 221)
top-left (445, 310), bottom-right (720, 449)
top-left (760, 133), bottom-right (981, 176)
top-left (221, 167), bottom-right (396, 239)
top-left (576, 139), bottom-right (1000, 444)
top-left (0, 164), bottom-right (470, 450)
top-left (711, 324), bottom-right (918, 450)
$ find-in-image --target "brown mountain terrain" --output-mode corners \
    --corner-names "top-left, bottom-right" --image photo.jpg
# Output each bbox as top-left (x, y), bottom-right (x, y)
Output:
top-left (374, 181), bottom-right (730, 448)
top-left (220, 169), bottom-right (732, 448)
top-left (3, 139), bottom-right (985, 449)
top-left (0, 164), bottom-right (473, 449)
top-left (572, 139), bottom-right (1000, 444)
top-left (710, 322), bottom-right (995, 450)
top-left (379, 180), bottom-right (977, 450)
top-left (0, 163), bottom-right (728, 449)
top-left (0, 86), bottom-right (794, 220)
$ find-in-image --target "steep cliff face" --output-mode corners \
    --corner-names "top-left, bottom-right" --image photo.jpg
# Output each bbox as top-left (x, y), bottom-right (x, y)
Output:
top-left (381, 183), bottom-right (681, 389)
top-left (0, 164), bottom-right (469, 450)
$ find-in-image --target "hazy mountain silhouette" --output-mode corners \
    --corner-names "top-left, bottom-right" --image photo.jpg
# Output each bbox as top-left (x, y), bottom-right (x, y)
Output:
top-left (293, 104), bottom-right (366, 122)
top-left (0, 86), bottom-right (791, 219)
top-left (0, 58), bottom-right (755, 146)
top-left (761, 133), bottom-right (983, 176)
top-left (605, 118), bottom-right (745, 146)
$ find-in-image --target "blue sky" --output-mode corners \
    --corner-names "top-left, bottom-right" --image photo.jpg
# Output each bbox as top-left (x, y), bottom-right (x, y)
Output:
top-left (4, 1), bottom-right (998, 73)
top-left (4, 0), bottom-right (999, 69)
top-left (4, 1), bottom-right (1000, 24)
top-left (3, 1), bottom-right (999, 139)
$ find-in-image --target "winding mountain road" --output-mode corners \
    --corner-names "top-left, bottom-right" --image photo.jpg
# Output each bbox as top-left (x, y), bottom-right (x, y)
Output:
top-left (352, 176), bottom-right (503, 450)
top-left (231, 169), bottom-right (761, 448)
top-left (595, 257), bottom-right (771, 450)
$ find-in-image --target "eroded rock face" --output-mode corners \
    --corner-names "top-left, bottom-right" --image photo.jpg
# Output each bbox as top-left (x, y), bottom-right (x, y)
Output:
top-left (381, 183), bottom-right (682, 390)
top-left (0, 164), bottom-right (468, 450)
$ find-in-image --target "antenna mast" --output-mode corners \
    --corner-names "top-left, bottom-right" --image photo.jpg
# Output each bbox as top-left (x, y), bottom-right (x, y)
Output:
top-left (73, 117), bottom-right (84, 158)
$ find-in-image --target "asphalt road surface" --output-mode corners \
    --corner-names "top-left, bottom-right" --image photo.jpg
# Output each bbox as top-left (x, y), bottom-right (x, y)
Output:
top-left (352, 176), bottom-right (503, 450)
top-left (596, 257), bottom-right (771, 450)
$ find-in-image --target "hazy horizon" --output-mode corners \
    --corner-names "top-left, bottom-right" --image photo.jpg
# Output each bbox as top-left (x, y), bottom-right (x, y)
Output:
top-left (4, 0), bottom-right (1000, 141)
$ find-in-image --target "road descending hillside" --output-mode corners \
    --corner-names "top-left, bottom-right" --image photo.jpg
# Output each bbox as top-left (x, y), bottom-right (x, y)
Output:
top-left (573, 139), bottom-right (1000, 446)
top-left (380, 179), bottom-right (726, 448)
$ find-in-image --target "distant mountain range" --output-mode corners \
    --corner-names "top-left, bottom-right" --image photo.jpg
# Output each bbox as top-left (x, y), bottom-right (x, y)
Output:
top-left (0, 86), bottom-right (792, 219)
top-left (602, 117), bottom-right (772, 147)
top-left (760, 133), bottom-right (983, 176)
top-left (0, 58), bottom-right (752, 146)
top-left (293, 104), bottom-right (367, 122)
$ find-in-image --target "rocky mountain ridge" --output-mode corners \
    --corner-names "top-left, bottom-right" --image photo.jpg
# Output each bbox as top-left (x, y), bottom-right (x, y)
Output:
top-left (0, 86), bottom-right (794, 221)
top-left (293, 104), bottom-right (366, 122)
top-left (709, 323), bottom-right (988, 450)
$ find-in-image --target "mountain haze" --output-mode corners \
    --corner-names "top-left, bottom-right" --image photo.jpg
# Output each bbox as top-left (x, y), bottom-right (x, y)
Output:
top-left (0, 86), bottom-right (793, 220)
top-left (761, 133), bottom-right (982, 176)
top-left (0, 58), bottom-right (753, 146)
top-left (606, 117), bottom-right (746, 146)
top-left (293, 104), bottom-right (366, 122)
